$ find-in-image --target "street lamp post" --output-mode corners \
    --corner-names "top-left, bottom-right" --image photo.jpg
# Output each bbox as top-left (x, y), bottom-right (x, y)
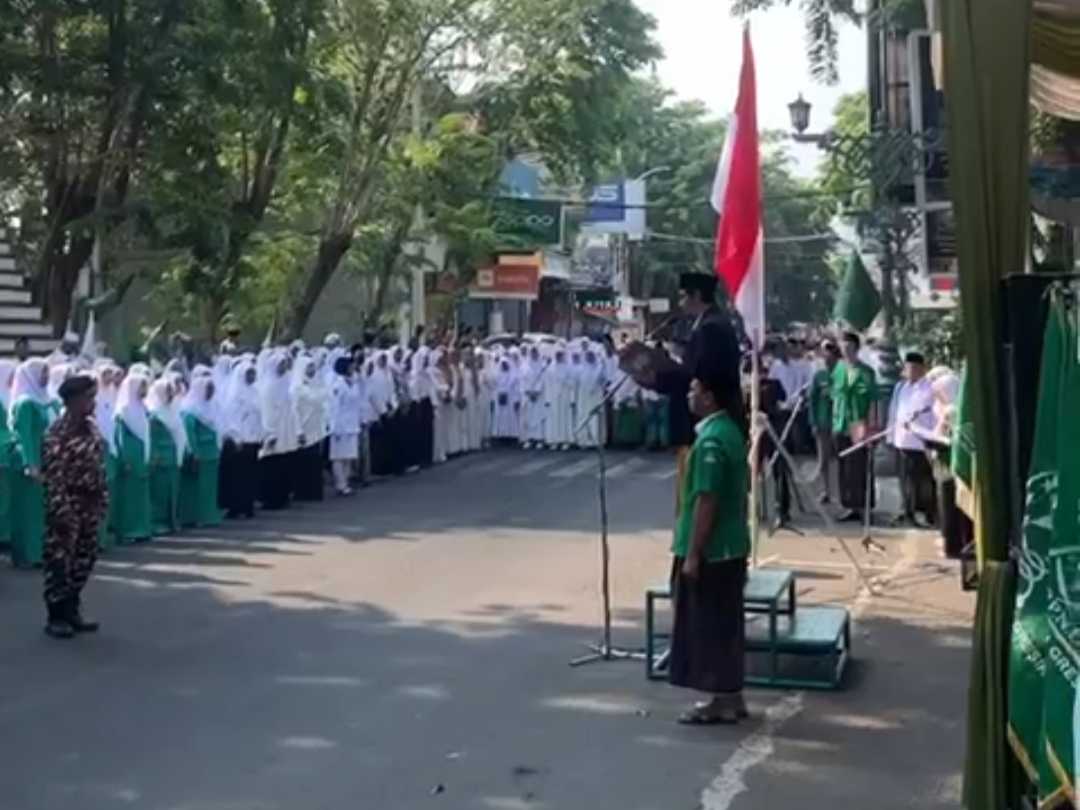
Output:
top-left (786, 94), bottom-right (944, 387)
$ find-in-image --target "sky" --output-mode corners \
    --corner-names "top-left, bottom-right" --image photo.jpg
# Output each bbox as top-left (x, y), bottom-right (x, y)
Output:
top-left (632, 1), bottom-right (868, 176)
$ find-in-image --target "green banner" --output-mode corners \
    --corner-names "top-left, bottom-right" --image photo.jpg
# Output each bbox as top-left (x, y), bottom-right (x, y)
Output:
top-left (1009, 290), bottom-right (1080, 808)
top-left (1007, 296), bottom-right (1061, 791)
top-left (492, 197), bottom-right (563, 248)
top-left (1044, 295), bottom-right (1079, 807)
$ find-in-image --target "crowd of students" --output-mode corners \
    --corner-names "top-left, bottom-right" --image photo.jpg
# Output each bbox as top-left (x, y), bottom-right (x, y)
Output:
top-left (0, 333), bottom-right (675, 569)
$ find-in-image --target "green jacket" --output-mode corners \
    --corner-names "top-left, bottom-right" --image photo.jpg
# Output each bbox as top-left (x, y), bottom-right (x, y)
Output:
top-left (831, 360), bottom-right (877, 435)
top-left (809, 367), bottom-right (835, 432)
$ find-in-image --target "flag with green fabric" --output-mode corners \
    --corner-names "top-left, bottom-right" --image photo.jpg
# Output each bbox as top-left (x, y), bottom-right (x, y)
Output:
top-left (833, 252), bottom-right (882, 332)
top-left (951, 366), bottom-right (977, 521)
top-left (1042, 295), bottom-right (1080, 807)
top-left (1007, 293), bottom-right (1063, 794)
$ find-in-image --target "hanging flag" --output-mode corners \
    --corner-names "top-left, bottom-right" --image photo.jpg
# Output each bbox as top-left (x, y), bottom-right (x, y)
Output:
top-left (1007, 294), bottom-right (1063, 792)
top-left (263, 314), bottom-right (277, 349)
top-left (834, 252), bottom-right (883, 332)
top-left (712, 27), bottom-right (764, 345)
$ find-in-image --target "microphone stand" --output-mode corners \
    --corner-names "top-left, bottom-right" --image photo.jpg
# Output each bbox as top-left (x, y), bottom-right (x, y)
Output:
top-left (570, 370), bottom-right (646, 666)
top-left (569, 323), bottom-right (678, 668)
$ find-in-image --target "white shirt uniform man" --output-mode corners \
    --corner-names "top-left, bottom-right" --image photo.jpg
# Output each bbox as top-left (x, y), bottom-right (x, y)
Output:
top-left (887, 351), bottom-right (937, 525)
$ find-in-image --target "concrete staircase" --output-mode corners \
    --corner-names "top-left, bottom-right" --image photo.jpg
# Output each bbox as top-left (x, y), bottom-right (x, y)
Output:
top-left (0, 228), bottom-right (59, 356)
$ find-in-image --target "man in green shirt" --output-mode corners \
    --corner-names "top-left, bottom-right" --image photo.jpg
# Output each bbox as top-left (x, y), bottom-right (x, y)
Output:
top-left (808, 340), bottom-right (841, 504)
top-left (831, 332), bottom-right (878, 522)
top-left (668, 368), bottom-right (751, 726)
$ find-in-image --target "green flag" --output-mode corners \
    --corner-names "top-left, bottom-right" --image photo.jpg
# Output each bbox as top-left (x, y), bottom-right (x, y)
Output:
top-left (1043, 294), bottom-right (1080, 806)
top-left (1007, 292), bottom-right (1063, 792)
top-left (833, 252), bottom-right (882, 331)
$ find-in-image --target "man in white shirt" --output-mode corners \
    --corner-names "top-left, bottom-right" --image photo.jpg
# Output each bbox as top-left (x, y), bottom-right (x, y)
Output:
top-left (887, 351), bottom-right (937, 526)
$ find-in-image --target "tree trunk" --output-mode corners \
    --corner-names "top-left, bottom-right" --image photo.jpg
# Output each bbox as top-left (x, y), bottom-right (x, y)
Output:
top-left (45, 235), bottom-right (94, 337)
top-left (280, 233), bottom-right (353, 343)
top-left (364, 221), bottom-right (411, 330)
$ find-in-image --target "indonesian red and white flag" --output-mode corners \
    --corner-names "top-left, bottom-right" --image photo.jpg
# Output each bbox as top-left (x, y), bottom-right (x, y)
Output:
top-left (711, 28), bottom-right (765, 346)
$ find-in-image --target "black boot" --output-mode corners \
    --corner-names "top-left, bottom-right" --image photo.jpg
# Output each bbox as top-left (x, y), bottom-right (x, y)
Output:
top-left (67, 596), bottom-right (100, 634)
top-left (44, 600), bottom-right (75, 640)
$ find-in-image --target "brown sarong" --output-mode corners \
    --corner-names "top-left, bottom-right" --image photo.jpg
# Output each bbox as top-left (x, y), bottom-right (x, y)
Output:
top-left (668, 556), bottom-right (748, 695)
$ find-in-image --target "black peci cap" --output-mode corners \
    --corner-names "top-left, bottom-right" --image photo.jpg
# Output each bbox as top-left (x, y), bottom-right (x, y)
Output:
top-left (679, 272), bottom-right (718, 299)
top-left (904, 351), bottom-right (926, 365)
top-left (58, 374), bottom-right (96, 403)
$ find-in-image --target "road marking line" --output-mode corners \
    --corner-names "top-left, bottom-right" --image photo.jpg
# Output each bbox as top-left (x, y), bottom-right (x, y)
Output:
top-left (700, 693), bottom-right (805, 810)
top-left (701, 537), bottom-right (920, 810)
top-left (509, 457), bottom-right (562, 476)
top-left (550, 458), bottom-right (596, 478)
top-left (649, 466), bottom-right (678, 480)
top-left (606, 457), bottom-right (647, 478)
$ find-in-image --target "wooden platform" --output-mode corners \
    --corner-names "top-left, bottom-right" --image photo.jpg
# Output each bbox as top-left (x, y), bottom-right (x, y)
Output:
top-left (645, 568), bottom-right (851, 690)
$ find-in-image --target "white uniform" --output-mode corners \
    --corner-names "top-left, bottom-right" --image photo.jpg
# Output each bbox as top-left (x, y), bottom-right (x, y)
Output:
top-left (574, 355), bottom-right (606, 448)
top-left (519, 355), bottom-right (548, 444)
top-left (544, 356), bottom-right (576, 448)
top-left (491, 361), bottom-right (521, 439)
top-left (888, 377), bottom-right (935, 451)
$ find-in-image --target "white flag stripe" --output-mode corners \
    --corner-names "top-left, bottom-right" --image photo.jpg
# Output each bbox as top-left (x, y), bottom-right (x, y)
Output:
top-left (711, 112), bottom-right (738, 215)
top-left (734, 230), bottom-right (766, 346)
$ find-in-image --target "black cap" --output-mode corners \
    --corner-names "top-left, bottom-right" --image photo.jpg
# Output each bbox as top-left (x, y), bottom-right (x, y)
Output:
top-left (904, 351), bottom-right (926, 365)
top-left (679, 272), bottom-right (718, 299)
top-left (841, 331), bottom-right (861, 348)
top-left (58, 374), bottom-right (96, 403)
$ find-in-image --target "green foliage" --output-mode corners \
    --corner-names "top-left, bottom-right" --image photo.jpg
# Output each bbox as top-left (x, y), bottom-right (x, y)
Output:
top-left (730, 0), bottom-right (860, 85)
top-left (895, 309), bottom-right (964, 369)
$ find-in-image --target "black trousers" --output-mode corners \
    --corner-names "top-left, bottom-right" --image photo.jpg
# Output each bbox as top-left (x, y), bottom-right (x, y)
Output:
top-left (769, 410), bottom-right (794, 521)
top-left (221, 441), bottom-right (259, 518)
top-left (292, 442), bottom-right (325, 501)
top-left (937, 478), bottom-right (972, 559)
top-left (259, 452), bottom-right (294, 510)
top-left (417, 399), bottom-right (435, 467)
top-left (900, 449), bottom-right (937, 523)
top-left (836, 434), bottom-right (874, 512)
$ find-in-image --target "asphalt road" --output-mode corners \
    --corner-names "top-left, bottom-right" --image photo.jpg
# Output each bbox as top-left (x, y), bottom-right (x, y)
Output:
top-left (0, 449), bottom-right (975, 810)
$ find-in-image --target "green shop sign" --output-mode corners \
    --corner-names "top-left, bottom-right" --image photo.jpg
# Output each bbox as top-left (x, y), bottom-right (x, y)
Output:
top-left (493, 198), bottom-right (563, 248)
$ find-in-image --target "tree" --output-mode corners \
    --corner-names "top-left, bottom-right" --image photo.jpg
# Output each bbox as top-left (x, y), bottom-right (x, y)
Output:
top-left (0, 0), bottom-right (190, 334)
top-left (275, 0), bottom-right (661, 340)
top-left (729, 0), bottom-right (861, 84)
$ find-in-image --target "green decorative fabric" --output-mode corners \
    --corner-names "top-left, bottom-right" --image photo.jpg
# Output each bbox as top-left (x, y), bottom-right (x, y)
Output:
top-left (833, 252), bottom-right (882, 332)
top-left (942, 1), bottom-right (1033, 808)
top-left (1033, 12), bottom-right (1080, 79)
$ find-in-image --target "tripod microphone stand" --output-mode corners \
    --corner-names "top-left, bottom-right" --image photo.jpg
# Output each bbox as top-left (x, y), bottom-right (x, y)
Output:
top-left (569, 371), bottom-right (647, 667)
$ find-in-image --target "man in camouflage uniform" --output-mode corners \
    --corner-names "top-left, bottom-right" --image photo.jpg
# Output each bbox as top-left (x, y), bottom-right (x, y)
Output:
top-left (42, 375), bottom-right (109, 640)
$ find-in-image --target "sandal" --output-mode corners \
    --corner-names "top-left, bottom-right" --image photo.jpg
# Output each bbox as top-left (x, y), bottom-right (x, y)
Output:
top-left (677, 706), bottom-right (740, 726)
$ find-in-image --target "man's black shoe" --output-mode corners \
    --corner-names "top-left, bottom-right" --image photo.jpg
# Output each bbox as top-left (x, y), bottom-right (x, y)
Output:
top-left (68, 599), bottom-right (100, 633)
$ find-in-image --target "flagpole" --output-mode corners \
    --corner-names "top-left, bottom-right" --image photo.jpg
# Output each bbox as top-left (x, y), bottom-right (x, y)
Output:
top-left (749, 334), bottom-right (762, 569)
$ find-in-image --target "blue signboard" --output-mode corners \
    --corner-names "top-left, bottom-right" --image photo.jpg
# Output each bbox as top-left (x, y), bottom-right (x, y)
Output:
top-left (583, 182), bottom-right (625, 224)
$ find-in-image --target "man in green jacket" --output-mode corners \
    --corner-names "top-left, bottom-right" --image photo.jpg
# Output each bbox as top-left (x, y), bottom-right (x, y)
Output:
top-left (809, 340), bottom-right (841, 504)
top-left (832, 332), bottom-right (878, 522)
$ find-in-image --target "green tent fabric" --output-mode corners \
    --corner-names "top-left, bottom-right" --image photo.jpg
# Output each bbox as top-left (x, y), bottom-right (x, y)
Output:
top-left (833, 252), bottom-right (882, 331)
top-left (942, 1), bottom-right (1032, 808)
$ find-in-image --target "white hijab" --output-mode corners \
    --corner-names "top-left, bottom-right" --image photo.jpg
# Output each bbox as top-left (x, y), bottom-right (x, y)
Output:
top-left (0, 359), bottom-right (16, 414)
top-left (180, 374), bottom-right (218, 436)
top-left (147, 378), bottom-right (187, 464)
top-left (224, 359), bottom-right (263, 442)
top-left (116, 373), bottom-right (151, 460)
top-left (260, 349), bottom-right (299, 453)
top-left (11, 358), bottom-right (50, 421)
top-left (292, 355), bottom-right (328, 440)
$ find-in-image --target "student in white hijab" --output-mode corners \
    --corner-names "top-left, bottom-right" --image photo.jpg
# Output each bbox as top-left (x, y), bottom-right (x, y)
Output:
top-left (329, 355), bottom-right (362, 495)
top-left (368, 350), bottom-right (401, 476)
top-left (220, 359), bottom-right (264, 518)
top-left (178, 374), bottom-right (223, 528)
top-left (258, 349), bottom-right (300, 510)
top-left (429, 348), bottom-right (451, 465)
top-left (291, 355), bottom-right (328, 501)
top-left (9, 358), bottom-right (52, 567)
top-left (544, 346), bottom-right (576, 450)
top-left (409, 347), bottom-right (436, 468)
top-left (464, 349), bottom-right (487, 453)
top-left (113, 372), bottom-right (153, 543)
top-left (574, 344), bottom-right (608, 449)
top-left (146, 378), bottom-right (185, 535)
top-left (491, 356), bottom-right (521, 441)
top-left (519, 345), bottom-right (548, 449)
